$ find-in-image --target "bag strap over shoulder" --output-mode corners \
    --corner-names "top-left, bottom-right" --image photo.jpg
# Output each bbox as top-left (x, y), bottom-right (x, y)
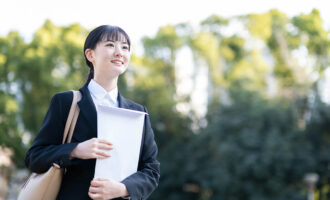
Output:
top-left (62, 90), bottom-right (82, 144)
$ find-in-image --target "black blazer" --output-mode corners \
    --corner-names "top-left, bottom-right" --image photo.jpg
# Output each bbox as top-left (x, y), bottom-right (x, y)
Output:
top-left (25, 83), bottom-right (160, 200)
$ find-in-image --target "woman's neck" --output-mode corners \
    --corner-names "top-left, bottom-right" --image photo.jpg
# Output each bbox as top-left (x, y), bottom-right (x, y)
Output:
top-left (93, 75), bottom-right (118, 92)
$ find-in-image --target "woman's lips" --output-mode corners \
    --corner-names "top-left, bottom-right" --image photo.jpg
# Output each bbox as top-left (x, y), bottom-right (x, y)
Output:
top-left (111, 60), bottom-right (124, 65)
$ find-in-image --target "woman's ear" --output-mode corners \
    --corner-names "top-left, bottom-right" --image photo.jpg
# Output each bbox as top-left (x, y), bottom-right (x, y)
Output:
top-left (85, 49), bottom-right (94, 63)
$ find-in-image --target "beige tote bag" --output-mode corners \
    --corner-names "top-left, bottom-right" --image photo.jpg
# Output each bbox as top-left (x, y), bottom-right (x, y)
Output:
top-left (18, 90), bottom-right (82, 200)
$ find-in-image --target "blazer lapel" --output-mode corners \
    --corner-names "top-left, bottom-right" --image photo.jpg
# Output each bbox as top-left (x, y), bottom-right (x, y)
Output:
top-left (118, 91), bottom-right (132, 110)
top-left (78, 83), bottom-right (97, 138)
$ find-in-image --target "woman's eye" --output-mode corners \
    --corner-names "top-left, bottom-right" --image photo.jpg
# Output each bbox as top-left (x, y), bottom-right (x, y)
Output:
top-left (106, 43), bottom-right (114, 47)
top-left (122, 45), bottom-right (129, 50)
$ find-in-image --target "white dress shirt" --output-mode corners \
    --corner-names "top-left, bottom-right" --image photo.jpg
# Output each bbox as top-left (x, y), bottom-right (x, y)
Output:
top-left (88, 79), bottom-right (119, 109)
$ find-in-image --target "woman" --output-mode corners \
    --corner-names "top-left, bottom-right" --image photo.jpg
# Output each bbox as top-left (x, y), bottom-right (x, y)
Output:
top-left (25, 25), bottom-right (160, 200)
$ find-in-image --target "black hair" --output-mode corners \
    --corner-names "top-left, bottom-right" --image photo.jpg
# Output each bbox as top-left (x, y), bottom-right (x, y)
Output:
top-left (83, 25), bottom-right (131, 83)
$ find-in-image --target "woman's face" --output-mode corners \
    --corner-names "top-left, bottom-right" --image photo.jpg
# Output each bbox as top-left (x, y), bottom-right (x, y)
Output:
top-left (87, 35), bottom-right (130, 79)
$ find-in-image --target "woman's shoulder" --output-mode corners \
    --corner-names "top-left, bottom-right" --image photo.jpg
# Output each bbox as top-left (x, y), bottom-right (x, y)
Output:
top-left (50, 91), bottom-right (74, 107)
top-left (121, 96), bottom-right (146, 112)
top-left (52, 90), bottom-right (73, 100)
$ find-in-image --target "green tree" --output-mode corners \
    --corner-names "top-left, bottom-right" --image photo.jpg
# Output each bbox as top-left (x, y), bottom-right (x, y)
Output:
top-left (153, 89), bottom-right (314, 200)
top-left (0, 31), bottom-right (27, 166)
top-left (127, 25), bottom-right (191, 149)
top-left (306, 96), bottom-right (330, 200)
top-left (16, 20), bottom-right (88, 135)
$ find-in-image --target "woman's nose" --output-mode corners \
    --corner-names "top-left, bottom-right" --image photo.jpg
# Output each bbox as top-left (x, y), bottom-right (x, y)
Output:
top-left (114, 45), bottom-right (123, 57)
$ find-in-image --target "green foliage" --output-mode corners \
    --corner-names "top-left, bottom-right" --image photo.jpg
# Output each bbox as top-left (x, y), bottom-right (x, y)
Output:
top-left (292, 9), bottom-right (330, 73)
top-left (152, 89), bottom-right (314, 200)
top-left (306, 96), bottom-right (330, 198)
top-left (126, 40), bottom-right (191, 149)
top-left (142, 25), bottom-right (182, 62)
top-left (16, 20), bottom-right (88, 133)
top-left (0, 21), bottom-right (88, 166)
top-left (0, 31), bottom-right (27, 167)
top-left (0, 92), bottom-right (25, 167)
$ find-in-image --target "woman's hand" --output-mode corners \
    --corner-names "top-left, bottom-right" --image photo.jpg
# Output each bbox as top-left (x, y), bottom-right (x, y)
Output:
top-left (88, 178), bottom-right (129, 200)
top-left (70, 138), bottom-right (113, 159)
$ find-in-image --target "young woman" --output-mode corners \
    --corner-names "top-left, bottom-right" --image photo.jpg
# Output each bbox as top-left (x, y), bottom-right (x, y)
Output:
top-left (25, 25), bottom-right (160, 200)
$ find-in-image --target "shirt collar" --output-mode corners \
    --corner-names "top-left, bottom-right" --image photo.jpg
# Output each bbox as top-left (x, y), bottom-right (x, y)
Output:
top-left (88, 79), bottom-right (118, 104)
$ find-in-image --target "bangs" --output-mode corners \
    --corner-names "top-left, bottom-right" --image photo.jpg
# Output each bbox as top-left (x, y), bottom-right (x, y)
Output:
top-left (100, 27), bottom-right (131, 49)
top-left (101, 31), bottom-right (127, 43)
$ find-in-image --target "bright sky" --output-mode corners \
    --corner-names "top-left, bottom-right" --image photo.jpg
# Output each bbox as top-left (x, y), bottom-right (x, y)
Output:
top-left (1, 0), bottom-right (329, 45)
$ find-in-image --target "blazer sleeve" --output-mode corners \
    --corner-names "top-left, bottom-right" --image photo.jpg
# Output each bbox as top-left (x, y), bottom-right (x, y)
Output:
top-left (25, 92), bottom-right (79, 173)
top-left (121, 106), bottom-right (160, 200)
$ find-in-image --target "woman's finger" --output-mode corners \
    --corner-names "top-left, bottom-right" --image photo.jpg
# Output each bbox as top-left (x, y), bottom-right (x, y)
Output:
top-left (89, 186), bottom-right (100, 193)
top-left (96, 149), bottom-right (111, 158)
top-left (88, 191), bottom-right (101, 200)
top-left (95, 177), bottom-right (107, 181)
top-left (97, 143), bottom-right (113, 150)
top-left (98, 139), bottom-right (112, 145)
top-left (90, 179), bottom-right (103, 187)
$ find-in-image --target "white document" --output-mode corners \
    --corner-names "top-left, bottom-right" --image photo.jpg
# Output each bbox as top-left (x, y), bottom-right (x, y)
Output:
top-left (94, 104), bottom-right (146, 182)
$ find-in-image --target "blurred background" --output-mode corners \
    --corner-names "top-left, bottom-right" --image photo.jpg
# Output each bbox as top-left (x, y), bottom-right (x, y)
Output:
top-left (1, 0), bottom-right (330, 199)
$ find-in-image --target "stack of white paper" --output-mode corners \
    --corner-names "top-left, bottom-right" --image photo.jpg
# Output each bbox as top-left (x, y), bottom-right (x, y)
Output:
top-left (94, 104), bottom-right (146, 182)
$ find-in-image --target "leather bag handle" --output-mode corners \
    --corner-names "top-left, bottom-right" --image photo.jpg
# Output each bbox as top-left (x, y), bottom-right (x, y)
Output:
top-left (62, 90), bottom-right (82, 144)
